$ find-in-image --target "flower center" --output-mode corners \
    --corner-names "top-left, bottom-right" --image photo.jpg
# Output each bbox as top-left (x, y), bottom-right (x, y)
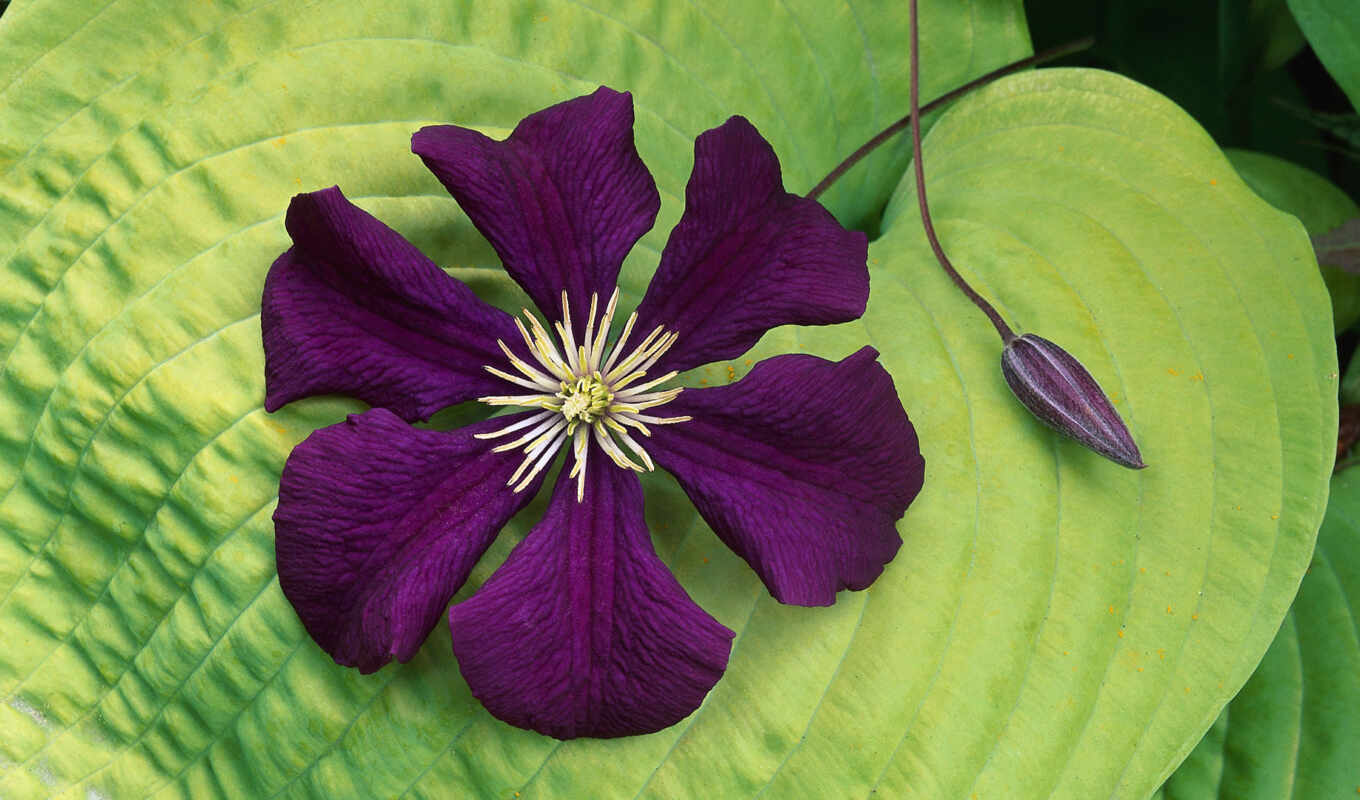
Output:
top-left (475, 288), bottom-right (690, 501)
top-left (560, 376), bottom-right (611, 425)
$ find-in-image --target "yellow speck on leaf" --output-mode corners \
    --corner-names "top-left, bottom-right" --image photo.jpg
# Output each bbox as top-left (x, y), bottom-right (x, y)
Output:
top-left (702, 557), bottom-right (709, 564)
top-left (1192, 613), bottom-right (1199, 621)
top-left (1190, 373), bottom-right (1204, 381)
top-left (1158, 648), bottom-right (1167, 660)
top-left (1209, 178), bottom-right (1218, 185)
top-left (229, 475), bottom-right (240, 484)
top-left (1167, 367), bottom-right (1180, 376)
top-left (1137, 667), bottom-right (1143, 672)
top-left (1167, 606), bottom-right (1173, 614)
top-left (1287, 353), bottom-right (1295, 360)
top-left (1117, 629), bottom-right (1124, 638)
top-left (1139, 567), bottom-right (1146, 574)
top-left (295, 177), bottom-right (302, 186)
top-left (274, 136), bottom-right (287, 147)
top-left (1271, 513), bottom-right (1280, 520)
top-left (1108, 605), bottom-right (1116, 615)
top-left (699, 379), bottom-right (709, 385)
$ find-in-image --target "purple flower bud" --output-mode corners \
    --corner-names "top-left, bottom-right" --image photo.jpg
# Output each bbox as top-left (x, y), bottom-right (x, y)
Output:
top-left (1000, 334), bottom-right (1146, 469)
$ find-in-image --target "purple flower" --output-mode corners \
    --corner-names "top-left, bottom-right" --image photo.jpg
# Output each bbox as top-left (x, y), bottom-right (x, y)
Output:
top-left (262, 87), bottom-right (925, 739)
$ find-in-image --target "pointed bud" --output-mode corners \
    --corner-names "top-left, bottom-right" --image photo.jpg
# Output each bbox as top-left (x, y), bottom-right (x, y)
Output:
top-left (1000, 334), bottom-right (1146, 469)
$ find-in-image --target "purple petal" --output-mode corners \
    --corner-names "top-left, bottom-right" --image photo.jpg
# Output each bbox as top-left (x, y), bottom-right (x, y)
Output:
top-left (263, 187), bottom-right (522, 421)
top-left (412, 87), bottom-right (659, 332)
top-left (648, 347), bottom-right (923, 606)
top-left (629, 116), bottom-right (868, 374)
top-left (274, 409), bottom-right (546, 673)
top-left (450, 461), bottom-right (733, 739)
top-left (1001, 333), bottom-right (1146, 469)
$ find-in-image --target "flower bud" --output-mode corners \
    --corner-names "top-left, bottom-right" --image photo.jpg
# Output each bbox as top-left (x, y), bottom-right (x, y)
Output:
top-left (1000, 334), bottom-right (1146, 469)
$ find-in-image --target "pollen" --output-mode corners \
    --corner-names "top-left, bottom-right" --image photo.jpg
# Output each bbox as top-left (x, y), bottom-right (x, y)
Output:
top-left (475, 288), bottom-right (691, 501)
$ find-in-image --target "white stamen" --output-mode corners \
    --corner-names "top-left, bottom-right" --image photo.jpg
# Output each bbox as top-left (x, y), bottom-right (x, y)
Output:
top-left (513, 427), bottom-right (568, 492)
top-left (601, 311), bottom-right (640, 374)
top-left (569, 425), bottom-right (590, 501)
top-left (477, 291), bottom-right (691, 500)
top-left (484, 365), bottom-right (558, 393)
top-left (508, 420), bottom-right (567, 486)
top-left (614, 429), bottom-right (655, 471)
top-left (491, 413), bottom-right (566, 453)
top-left (474, 410), bottom-right (554, 440)
top-left (497, 340), bottom-right (560, 388)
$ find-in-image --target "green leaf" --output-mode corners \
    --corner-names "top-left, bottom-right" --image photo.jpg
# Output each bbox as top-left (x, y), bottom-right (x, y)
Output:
top-left (1159, 467), bottom-right (1360, 799)
top-left (1225, 149), bottom-right (1360, 331)
top-left (1286, 0), bottom-right (1360, 109)
top-left (0, 3), bottom-right (1333, 800)
top-left (818, 67), bottom-right (1332, 799)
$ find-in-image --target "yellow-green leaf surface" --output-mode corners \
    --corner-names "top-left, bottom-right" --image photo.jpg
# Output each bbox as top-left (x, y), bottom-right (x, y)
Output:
top-left (0, 1), bottom-right (1334, 798)
top-left (1158, 467), bottom-right (1360, 799)
top-left (798, 67), bottom-right (1333, 798)
top-left (1225, 149), bottom-right (1360, 331)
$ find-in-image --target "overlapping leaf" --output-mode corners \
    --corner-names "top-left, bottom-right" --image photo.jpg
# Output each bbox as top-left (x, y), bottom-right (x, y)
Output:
top-left (0, 2), bottom-right (1334, 799)
top-left (1157, 468), bottom-right (1360, 800)
top-left (1226, 148), bottom-right (1360, 330)
top-left (1286, 0), bottom-right (1360, 109)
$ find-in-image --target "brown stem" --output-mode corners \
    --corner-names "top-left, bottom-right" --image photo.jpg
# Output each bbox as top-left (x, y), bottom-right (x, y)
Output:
top-left (908, 0), bottom-right (1015, 342)
top-left (806, 36), bottom-right (1094, 202)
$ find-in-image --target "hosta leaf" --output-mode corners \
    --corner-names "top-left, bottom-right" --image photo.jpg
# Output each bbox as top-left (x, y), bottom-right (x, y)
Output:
top-left (0, 0), bottom-right (1033, 797)
top-left (1224, 149), bottom-right (1360, 330)
top-left (1285, 0), bottom-right (1360, 109)
top-left (753, 67), bottom-right (1331, 799)
top-left (1158, 467), bottom-right (1360, 799)
top-left (0, 4), bottom-right (1333, 800)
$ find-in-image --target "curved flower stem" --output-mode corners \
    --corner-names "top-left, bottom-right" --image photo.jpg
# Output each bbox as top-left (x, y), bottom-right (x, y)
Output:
top-left (806, 37), bottom-right (1094, 203)
top-left (909, 0), bottom-right (1015, 343)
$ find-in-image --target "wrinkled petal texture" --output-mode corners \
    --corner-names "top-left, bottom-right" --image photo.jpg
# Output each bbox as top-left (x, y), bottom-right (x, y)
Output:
top-left (450, 461), bottom-right (734, 739)
top-left (649, 347), bottom-right (923, 606)
top-left (632, 116), bottom-right (869, 374)
top-left (274, 409), bottom-right (546, 673)
top-left (262, 187), bottom-right (521, 421)
top-left (412, 87), bottom-right (659, 332)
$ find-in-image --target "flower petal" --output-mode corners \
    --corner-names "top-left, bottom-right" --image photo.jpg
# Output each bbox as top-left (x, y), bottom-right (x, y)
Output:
top-left (647, 347), bottom-right (923, 606)
top-left (630, 116), bottom-right (869, 374)
top-left (412, 87), bottom-right (659, 332)
top-left (263, 186), bottom-right (522, 421)
top-left (449, 461), bottom-right (733, 739)
top-left (274, 409), bottom-right (547, 673)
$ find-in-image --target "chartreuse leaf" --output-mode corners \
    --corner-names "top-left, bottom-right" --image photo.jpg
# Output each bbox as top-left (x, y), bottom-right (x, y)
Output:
top-left (0, 0), bottom-right (1028, 798)
top-left (1285, 0), bottom-right (1360, 109)
top-left (1159, 467), bottom-right (1360, 799)
top-left (1225, 149), bottom-right (1360, 331)
top-left (0, 5), bottom-right (1332, 800)
top-left (628, 67), bottom-right (1333, 799)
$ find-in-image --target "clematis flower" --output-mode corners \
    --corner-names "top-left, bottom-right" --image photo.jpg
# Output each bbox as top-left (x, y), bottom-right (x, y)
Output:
top-left (262, 87), bottom-right (925, 739)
